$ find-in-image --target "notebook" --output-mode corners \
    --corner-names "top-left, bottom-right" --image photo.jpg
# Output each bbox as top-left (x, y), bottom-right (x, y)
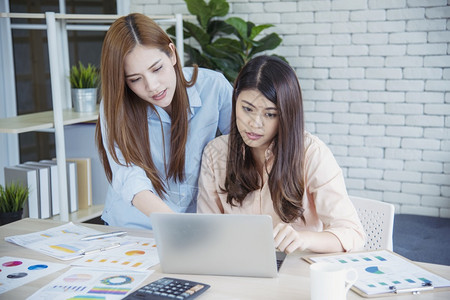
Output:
top-left (151, 213), bottom-right (286, 278)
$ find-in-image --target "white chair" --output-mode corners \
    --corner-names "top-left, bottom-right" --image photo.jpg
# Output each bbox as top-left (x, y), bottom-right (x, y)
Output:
top-left (350, 196), bottom-right (395, 251)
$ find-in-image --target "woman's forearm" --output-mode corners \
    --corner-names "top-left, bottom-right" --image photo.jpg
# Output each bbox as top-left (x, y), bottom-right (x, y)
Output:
top-left (273, 223), bottom-right (344, 254)
top-left (132, 190), bottom-right (174, 216)
top-left (299, 231), bottom-right (344, 253)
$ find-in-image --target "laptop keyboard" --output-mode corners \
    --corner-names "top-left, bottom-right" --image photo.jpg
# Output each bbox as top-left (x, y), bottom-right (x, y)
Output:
top-left (276, 251), bottom-right (287, 271)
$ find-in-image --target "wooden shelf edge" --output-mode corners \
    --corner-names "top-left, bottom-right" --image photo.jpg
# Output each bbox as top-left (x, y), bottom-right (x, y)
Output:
top-left (0, 108), bottom-right (98, 134)
top-left (49, 204), bottom-right (104, 223)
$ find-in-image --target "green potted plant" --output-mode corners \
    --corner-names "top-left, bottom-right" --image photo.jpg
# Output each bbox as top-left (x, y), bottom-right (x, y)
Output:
top-left (167, 0), bottom-right (285, 82)
top-left (70, 61), bottom-right (100, 113)
top-left (0, 182), bottom-right (29, 225)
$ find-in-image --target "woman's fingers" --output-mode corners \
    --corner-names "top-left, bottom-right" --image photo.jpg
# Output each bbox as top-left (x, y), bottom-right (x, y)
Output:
top-left (273, 223), bottom-right (304, 253)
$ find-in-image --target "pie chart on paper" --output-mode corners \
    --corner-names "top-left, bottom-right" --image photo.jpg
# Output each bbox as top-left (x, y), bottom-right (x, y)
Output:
top-left (28, 264), bottom-right (48, 270)
top-left (2, 261), bottom-right (22, 267)
top-left (365, 266), bottom-right (384, 274)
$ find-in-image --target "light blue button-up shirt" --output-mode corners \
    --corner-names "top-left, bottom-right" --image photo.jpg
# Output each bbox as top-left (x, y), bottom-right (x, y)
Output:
top-left (100, 67), bottom-right (233, 229)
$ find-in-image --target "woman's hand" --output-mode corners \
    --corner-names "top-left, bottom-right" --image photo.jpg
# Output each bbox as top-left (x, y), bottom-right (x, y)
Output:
top-left (273, 223), bottom-right (345, 254)
top-left (273, 223), bottom-right (310, 254)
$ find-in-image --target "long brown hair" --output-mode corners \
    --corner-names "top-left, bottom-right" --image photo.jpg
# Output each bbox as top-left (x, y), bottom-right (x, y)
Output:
top-left (224, 55), bottom-right (305, 223)
top-left (95, 13), bottom-right (198, 198)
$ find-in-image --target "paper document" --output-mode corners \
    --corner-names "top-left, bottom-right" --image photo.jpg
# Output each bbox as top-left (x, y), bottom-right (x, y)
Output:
top-left (27, 267), bottom-right (153, 300)
top-left (307, 250), bottom-right (450, 296)
top-left (5, 222), bottom-right (134, 260)
top-left (0, 256), bottom-right (67, 295)
top-left (71, 236), bottom-right (160, 271)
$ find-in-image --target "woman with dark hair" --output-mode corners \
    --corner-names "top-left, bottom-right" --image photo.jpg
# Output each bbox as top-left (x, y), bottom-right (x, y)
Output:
top-left (197, 55), bottom-right (365, 253)
top-left (96, 13), bottom-right (232, 229)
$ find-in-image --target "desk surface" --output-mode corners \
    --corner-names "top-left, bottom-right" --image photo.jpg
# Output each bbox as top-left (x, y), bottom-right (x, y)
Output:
top-left (1, 218), bottom-right (449, 300)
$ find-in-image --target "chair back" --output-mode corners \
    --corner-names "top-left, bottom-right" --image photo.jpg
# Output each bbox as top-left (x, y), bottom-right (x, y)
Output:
top-left (350, 196), bottom-right (395, 251)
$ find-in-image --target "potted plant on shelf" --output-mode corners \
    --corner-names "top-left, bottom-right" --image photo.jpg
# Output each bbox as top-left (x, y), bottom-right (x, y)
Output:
top-left (0, 182), bottom-right (30, 225)
top-left (70, 61), bottom-right (100, 112)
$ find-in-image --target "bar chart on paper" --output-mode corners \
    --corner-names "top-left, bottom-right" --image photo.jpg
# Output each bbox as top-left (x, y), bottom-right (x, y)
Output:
top-left (71, 236), bottom-right (160, 271)
top-left (307, 250), bottom-right (450, 296)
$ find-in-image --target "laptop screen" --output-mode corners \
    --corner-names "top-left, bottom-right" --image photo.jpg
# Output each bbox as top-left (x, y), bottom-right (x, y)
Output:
top-left (151, 213), bottom-right (283, 278)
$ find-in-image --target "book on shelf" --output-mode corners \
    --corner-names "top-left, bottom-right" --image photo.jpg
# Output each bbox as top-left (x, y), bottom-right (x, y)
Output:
top-left (19, 163), bottom-right (52, 219)
top-left (40, 160), bottom-right (78, 213)
top-left (25, 161), bottom-right (59, 215)
top-left (66, 158), bottom-right (92, 209)
top-left (66, 161), bottom-right (78, 213)
top-left (3, 166), bottom-right (39, 219)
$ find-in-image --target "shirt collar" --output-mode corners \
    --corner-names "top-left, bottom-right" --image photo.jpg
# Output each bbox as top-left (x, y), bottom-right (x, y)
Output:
top-left (186, 84), bottom-right (202, 116)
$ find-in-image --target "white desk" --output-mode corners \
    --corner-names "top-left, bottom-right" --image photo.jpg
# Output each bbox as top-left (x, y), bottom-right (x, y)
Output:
top-left (1, 218), bottom-right (449, 299)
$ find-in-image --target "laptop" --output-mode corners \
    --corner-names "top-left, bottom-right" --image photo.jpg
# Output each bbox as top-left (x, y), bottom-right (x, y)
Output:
top-left (151, 213), bottom-right (286, 278)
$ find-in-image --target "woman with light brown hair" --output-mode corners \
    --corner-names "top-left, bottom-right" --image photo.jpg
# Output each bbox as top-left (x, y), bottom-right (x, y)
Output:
top-left (96, 13), bottom-right (232, 229)
top-left (197, 55), bottom-right (365, 253)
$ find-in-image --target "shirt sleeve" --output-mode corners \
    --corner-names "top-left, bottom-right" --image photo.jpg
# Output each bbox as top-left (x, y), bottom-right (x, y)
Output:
top-left (197, 137), bottom-right (226, 214)
top-left (304, 135), bottom-right (366, 252)
top-left (99, 102), bottom-right (156, 206)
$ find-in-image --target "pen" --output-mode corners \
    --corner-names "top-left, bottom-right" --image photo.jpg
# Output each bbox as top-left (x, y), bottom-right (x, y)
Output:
top-left (389, 282), bottom-right (434, 294)
top-left (80, 231), bottom-right (127, 241)
top-left (81, 243), bottom-right (122, 255)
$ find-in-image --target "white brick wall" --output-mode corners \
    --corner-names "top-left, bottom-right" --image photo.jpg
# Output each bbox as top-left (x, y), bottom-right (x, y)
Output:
top-left (131, 0), bottom-right (450, 218)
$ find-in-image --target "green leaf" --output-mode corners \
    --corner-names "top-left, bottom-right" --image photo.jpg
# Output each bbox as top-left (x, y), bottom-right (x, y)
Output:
top-left (225, 17), bottom-right (247, 40)
top-left (185, 0), bottom-right (209, 29)
top-left (184, 44), bottom-right (215, 69)
top-left (209, 0), bottom-right (229, 18)
top-left (207, 20), bottom-right (234, 36)
top-left (209, 56), bottom-right (240, 81)
top-left (205, 46), bottom-right (242, 65)
top-left (167, 22), bottom-right (193, 40)
top-left (185, 0), bottom-right (229, 30)
top-left (205, 44), bottom-right (244, 75)
top-left (211, 37), bottom-right (242, 53)
top-left (69, 61), bottom-right (99, 89)
top-left (249, 33), bottom-right (282, 58)
top-left (0, 182), bottom-right (29, 213)
top-left (184, 21), bottom-right (211, 48)
top-left (249, 24), bottom-right (273, 40)
top-left (166, 25), bottom-right (175, 37)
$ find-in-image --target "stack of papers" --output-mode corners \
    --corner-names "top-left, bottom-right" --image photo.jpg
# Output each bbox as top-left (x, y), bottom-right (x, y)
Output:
top-left (4, 222), bottom-right (161, 299)
top-left (5, 222), bottom-right (132, 260)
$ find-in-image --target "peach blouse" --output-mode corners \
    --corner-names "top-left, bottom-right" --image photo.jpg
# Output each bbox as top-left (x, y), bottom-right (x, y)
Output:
top-left (197, 132), bottom-right (366, 252)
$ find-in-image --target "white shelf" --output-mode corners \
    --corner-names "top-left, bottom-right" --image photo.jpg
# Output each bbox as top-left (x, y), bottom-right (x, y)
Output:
top-left (1, 11), bottom-right (183, 222)
top-left (0, 108), bottom-right (98, 134)
top-left (49, 204), bottom-right (104, 223)
top-left (0, 12), bottom-right (176, 21)
top-left (0, 107), bottom-right (102, 221)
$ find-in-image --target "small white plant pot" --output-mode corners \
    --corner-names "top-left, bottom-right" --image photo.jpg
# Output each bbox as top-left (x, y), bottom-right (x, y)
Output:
top-left (72, 88), bottom-right (97, 112)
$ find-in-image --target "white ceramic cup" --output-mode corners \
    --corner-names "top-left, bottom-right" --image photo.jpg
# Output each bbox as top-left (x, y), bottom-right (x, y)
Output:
top-left (310, 262), bottom-right (358, 300)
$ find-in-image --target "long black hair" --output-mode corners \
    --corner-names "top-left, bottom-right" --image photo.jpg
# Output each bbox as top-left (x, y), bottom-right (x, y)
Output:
top-left (224, 55), bottom-right (306, 222)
